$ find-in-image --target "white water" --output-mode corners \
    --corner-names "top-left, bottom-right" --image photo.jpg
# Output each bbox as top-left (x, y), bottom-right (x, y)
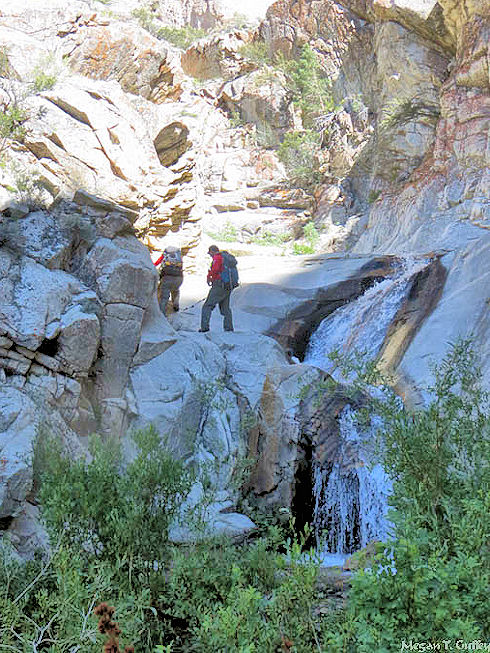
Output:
top-left (313, 406), bottom-right (393, 555)
top-left (304, 258), bottom-right (428, 382)
top-left (305, 259), bottom-right (428, 558)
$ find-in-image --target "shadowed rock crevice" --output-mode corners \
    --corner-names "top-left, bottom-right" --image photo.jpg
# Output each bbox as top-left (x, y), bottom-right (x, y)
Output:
top-left (37, 337), bottom-right (59, 358)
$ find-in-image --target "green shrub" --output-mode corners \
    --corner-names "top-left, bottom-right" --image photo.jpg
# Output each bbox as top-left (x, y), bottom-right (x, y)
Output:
top-left (250, 230), bottom-right (292, 246)
top-left (193, 532), bottom-right (324, 652)
top-left (303, 221), bottom-right (319, 248)
top-left (32, 70), bottom-right (57, 92)
top-left (0, 46), bottom-right (10, 77)
top-left (239, 41), bottom-right (273, 66)
top-left (39, 427), bottom-right (193, 569)
top-left (292, 242), bottom-right (315, 255)
top-left (0, 104), bottom-right (28, 146)
top-left (7, 162), bottom-right (47, 207)
top-left (290, 222), bottom-right (320, 255)
top-left (206, 221), bottom-right (239, 242)
top-left (156, 25), bottom-right (207, 49)
top-left (132, 8), bottom-right (207, 49)
top-left (367, 189), bottom-right (381, 204)
top-left (277, 129), bottom-right (322, 188)
top-left (341, 340), bottom-right (490, 649)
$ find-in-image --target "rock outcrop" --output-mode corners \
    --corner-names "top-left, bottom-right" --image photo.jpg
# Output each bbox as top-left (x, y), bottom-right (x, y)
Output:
top-left (182, 30), bottom-right (255, 80)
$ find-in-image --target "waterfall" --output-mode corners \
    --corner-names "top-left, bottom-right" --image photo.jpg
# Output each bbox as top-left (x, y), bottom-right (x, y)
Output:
top-left (305, 259), bottom-right (428, 560)
top-left (304, 258), bottom-right (428, 382)
top-left (312, 406), bottom-right (392, 556)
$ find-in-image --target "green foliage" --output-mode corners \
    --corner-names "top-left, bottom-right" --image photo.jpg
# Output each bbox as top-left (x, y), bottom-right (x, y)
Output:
top-left (0, 46), bottom-right (10, 77)
top-left (341, 339), bottom-right (490, 648)
top-left (303, 221), bottom-right (319, 248)
top-left (379, 97), bottom-right (440, 131)
top-left (206, 220), bottom-right (239, 242)
top-left (156, 25), bottom-right (208, 49)
top-left (39, 427), bottom-right (193, 568)
top-left (239, 41), bottom-right (273, 66)
top-left (32, 69), bottom-right (57, 92)
top-left (6, 162), bottom-right (47, 207)
top-left (5, 425), bottom-right (336, 650)
top-left (131, 7), bottom-right (154, 31)
top-left (277, 44), bottom-right (335, 128)
top-left (0, 540), bottom-right (118, 651)
top-left (249, 230), bottom-right (292, 247)
top-left (0, 104), bottom-right (28, 145)
top-left (192, 530), bottom-right (326, 652)
top-left (132, 7), bottom-right (207, 49)
top-left (277, 129), bottom-right (323, 188)
top-left (367, 189), bottom-right (381, 204)
top-left (291, 221), bottom-right (320, 255)
top-left (292, 242), bottom-right (315, 255)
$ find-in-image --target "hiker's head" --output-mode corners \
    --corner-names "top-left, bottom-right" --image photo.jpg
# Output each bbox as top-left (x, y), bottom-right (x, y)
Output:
top-left (208, 245), bottom-right (219, 257)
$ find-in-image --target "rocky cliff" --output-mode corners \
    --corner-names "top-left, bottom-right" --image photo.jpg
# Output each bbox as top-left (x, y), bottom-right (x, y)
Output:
top-left (260, 0), bottom-right (489, 388)
top-left (0, 0), bottom-right (488, 552)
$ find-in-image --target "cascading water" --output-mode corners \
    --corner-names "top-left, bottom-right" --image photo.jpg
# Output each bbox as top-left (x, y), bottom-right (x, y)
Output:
top-left (312, 406), bottom-right (392, 558)
top-left (304, 258), bottom-right (428, 382)
top-left (304, 259), bottom-right (428, 562)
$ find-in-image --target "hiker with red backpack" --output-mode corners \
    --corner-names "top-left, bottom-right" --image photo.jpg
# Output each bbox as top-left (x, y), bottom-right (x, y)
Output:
top-left (154, 245), bottom-right (183, 314)
top-left (199, 245), bottom-right (239, 333)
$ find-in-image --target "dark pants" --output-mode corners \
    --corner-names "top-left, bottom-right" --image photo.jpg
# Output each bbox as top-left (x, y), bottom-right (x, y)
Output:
top-left (158, 275), bottom-right (183, 313)
top-left (201, 283), bottom-right (234, 331)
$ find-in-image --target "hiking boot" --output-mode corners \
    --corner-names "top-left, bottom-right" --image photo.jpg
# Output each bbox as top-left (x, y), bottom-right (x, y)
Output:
top-left (198, 328), bottom-right (209, 333)
top-left (224, 328), bottom-right (234, 332)
top-left (173, 306), bottom-right (179, 312)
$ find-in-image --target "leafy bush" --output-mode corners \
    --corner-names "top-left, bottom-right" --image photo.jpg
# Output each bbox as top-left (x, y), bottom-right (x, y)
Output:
top-left (303, 221), bottom-right (320, 248)
top-left (39, 427), bottom-right (193, 569)
top-left (239, 41), bottom-right (273, 66)
top-left (156, 25), bottom-right (208, 49)
top-left (292, 242), bottom-right (315, 255)
top-left (291, 221), bottom-right (320, 255)
top-left (342, 340), bottom-right (490, 649)
top-left (192, 530), bottom-right (326, 652)
top-left (32, 70), bottom-right (57, 92)
top-left (277, 129), bottom-right (323, 188)
top-left (0, 104), bottom-right (28, 153)
top-left (250, 230), bottom-right (292, 246)
top-left (206, 220), bottom-right (239, 242)
top-left (0, 426), bottom-right (333, 650)
top-left (277, 44), bottom-right (335, 128)
top-left (7, 162), bottom-right (47, 207)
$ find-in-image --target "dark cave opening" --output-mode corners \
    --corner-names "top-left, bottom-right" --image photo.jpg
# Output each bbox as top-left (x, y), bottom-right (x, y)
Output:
top-left (0, 515), bottom-right (14, 531)
top-left (37, 337), bottom-right (60, 358)
top-left (291, 439), bottom-right (315, 548)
